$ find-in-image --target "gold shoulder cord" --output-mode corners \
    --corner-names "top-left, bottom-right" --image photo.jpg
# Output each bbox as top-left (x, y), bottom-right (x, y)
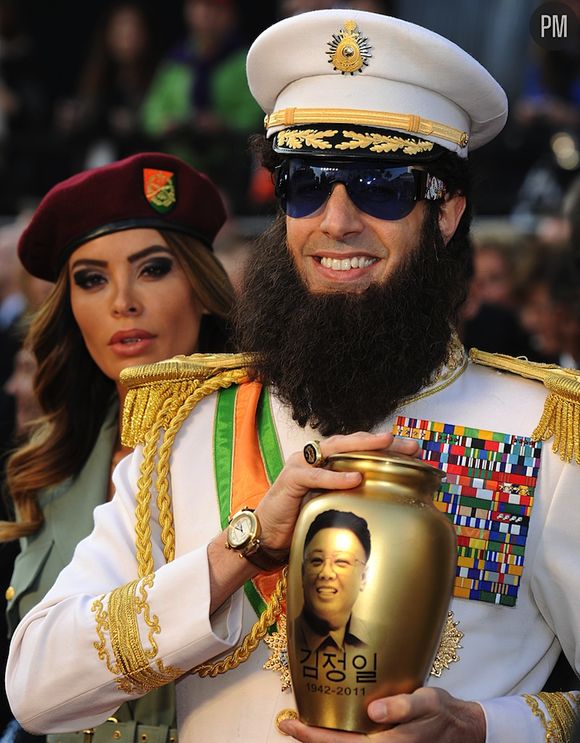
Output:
top-left (120, 353), bottom-right (254, 573)
top-left (470, 349), bottom-right (580, 464)
top-left (119, 352), bottom-right (288, 681)
top-left (190, 570), bottom-right (287, 678)
top-left (523, 692), bottom-right (580, 742)
top-left (91, 354), bottom-right (286, 693)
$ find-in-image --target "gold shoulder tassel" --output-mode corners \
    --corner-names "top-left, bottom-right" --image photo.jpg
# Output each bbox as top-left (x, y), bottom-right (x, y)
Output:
top-left (120, 353), bottom-right (255, 447)
top-left (118, 352), bottom-right (255, 575)
top-left (469, 349), bottom-right (580, 464)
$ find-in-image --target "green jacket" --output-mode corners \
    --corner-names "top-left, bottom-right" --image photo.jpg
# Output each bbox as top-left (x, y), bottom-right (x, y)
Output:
top-left (141, 48), bottom-right (262, 137)
top-left (6, 405), bottom-right (177, 740)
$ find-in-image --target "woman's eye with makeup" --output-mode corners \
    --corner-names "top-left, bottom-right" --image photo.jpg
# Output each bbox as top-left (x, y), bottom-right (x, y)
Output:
top-left (141, 257), bottom-right (173, 279)
top-left (72, 271), bottom-right (106, 289)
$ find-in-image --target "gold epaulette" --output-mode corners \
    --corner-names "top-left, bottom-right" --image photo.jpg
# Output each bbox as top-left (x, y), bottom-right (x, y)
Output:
top-left (120, 352), bottom-right (255, 448)
top-left (470, 348), bottom-right (580, 464)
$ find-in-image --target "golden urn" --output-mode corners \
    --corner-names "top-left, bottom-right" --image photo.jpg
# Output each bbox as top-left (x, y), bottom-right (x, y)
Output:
top-left (286, 449), bottom-right (456, 733)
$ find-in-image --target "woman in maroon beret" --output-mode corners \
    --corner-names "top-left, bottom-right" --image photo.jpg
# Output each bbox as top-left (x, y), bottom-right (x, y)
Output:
top-left (0, 152), bottom-right (235, 743)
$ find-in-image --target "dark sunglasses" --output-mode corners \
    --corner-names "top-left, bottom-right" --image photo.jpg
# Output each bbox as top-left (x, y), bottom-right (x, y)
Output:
top-left (274, 158), bottom-right (447, 220)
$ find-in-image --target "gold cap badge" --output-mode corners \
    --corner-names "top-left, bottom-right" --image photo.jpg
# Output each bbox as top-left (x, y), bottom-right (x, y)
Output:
top-left (327, 20), bottom-right (372, 75)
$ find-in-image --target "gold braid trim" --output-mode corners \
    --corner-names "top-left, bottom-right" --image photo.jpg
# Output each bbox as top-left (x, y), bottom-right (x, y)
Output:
top-left (119, 353), bottom-right (254, 574)
top-left (523, 691), bottom-right (580, 742)
top-left (134, 367), bottom-right (251, 576)
top-left (469, 349), bottom-right (580, 463)
top-left (91, 355), bottom-right (255, 688)
top-left (121, 353), bottom-right (255, 448)
top-left (189, 570), bottom-right (287, 677)
top-left (118, 352), bottom-right (289, 681)
top-left (265, 107), bottom-right (469, 147)
top-left (91, 575), bottom-right (184, 694)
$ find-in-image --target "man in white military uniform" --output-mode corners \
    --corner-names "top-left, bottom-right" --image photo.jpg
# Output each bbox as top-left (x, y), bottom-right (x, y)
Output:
top-left (7, 9), bottom-right (580, 743)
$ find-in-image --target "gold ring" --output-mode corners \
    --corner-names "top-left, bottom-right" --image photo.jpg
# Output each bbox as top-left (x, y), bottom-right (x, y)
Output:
top-left (303, 440), bottom-right (324, 467)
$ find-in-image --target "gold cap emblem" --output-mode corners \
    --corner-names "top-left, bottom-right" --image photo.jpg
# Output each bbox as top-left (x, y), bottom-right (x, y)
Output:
top-left (327, 20), bottom-right (372, 75)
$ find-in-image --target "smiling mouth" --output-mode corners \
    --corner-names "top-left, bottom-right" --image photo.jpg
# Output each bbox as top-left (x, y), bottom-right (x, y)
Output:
top-left (316, 586), bottom-right (338, 595)
top-left (316, 256), bottom-right (378, 271)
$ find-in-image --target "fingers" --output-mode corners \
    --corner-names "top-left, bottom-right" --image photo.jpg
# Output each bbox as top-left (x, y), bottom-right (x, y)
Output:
top-left (389, 438), bottom-right (421, 457)
top-left (278, 717), bottom-right (365, 741)
top-left (368, 690), bottom-right (487, 743)
top-left (278, 460), bottom-right (362, 498)
top-left (317, 431), bottom-right (394, 459)
top-left (273, 429), bottom-right (422, 500)
top-left (310, 431), bottom-right (420, 462)
top-left (367, 688), bottom-right (444, 726)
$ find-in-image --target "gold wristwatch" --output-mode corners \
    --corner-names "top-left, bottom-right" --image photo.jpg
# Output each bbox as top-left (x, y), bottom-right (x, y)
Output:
top-left (226, 507), bottom-right (287, 572)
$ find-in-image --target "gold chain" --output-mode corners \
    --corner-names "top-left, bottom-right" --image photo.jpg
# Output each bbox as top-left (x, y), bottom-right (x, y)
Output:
top-left (189, 570), bottom-right (287, 677)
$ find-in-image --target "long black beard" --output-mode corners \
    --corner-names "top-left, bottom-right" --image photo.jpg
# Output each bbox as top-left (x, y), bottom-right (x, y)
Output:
top-left (234, 209), bottom-right (469, 435)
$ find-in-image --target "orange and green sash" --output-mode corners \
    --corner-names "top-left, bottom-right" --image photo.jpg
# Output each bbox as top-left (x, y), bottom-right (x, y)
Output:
top-left (214, 381), bottom-right (285, 618)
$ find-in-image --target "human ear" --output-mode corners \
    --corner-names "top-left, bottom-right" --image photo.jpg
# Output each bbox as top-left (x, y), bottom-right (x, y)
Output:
top-left (360, 566), bottom-right (367, 592)
top-left (438, 194), bottom-right (466, 245)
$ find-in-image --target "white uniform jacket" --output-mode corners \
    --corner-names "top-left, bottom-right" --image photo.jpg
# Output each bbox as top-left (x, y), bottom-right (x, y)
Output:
top-left (6, 361), bottom-right (580, 742)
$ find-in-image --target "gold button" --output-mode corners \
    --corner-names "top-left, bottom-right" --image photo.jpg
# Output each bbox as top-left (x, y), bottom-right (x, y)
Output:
top-left (5, 586), bottom-right (15, 601)
top-left (112, 731), bottom-right (122, 740)
top-left (141, 735), bottom-right (148, 742)
top-left (275, 709), bottom-right (298, 735)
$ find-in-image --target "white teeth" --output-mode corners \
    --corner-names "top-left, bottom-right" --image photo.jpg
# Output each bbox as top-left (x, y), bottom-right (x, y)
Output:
top-left (320, 256), bottom-right (376, 271)
top-left (121, 338), bottom-right (142, 344)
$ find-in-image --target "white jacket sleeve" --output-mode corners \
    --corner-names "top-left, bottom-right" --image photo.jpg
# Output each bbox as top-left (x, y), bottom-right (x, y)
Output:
top-left (5, 445), bottom-right (243, 734)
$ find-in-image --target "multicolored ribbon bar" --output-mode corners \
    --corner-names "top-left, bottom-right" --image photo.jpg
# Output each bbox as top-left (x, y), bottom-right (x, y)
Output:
top-left (393, 417), bottom-right (542, 607)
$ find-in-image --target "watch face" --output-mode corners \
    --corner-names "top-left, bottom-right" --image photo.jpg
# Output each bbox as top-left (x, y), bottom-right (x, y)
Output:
top-left (229, 512), bottom-right (255, 548)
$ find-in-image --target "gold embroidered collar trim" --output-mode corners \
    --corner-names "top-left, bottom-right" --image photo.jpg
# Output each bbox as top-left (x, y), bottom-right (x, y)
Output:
top-left (398, 332), bottom-right (468, 408)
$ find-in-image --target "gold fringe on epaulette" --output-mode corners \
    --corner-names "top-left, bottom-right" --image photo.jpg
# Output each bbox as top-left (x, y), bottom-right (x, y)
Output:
top-left (470, 349), bottom-right (580, 464)
top-left (126, 367), bottom-right (251, 577)
top-left (123, 379), bottom-right (199, 449)
top-left (121, 353), bottom-right (255, 448)
top-left (533, 374), bottom-right (580, 465)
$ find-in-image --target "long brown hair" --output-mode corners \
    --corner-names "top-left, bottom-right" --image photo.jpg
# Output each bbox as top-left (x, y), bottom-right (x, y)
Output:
top-left (0, 230), bottom-right (235, 541)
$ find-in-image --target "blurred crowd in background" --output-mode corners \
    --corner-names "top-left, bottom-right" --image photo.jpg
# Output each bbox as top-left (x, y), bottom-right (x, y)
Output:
top-left (0, 0), bottom-right (578, 219)
top-left (0, 0), bottom-right (579, 729)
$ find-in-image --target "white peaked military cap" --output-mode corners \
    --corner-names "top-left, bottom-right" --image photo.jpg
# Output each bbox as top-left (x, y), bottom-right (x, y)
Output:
top-left (246, 9), bottom-right (508, 161)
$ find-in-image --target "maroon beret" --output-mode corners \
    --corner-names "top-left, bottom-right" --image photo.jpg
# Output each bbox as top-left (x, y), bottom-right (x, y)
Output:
top-left (18, 152), bottom-right (228, 281)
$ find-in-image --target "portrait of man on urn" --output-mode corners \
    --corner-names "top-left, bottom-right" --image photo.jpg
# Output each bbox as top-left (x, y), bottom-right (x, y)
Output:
top-left (296, 509), bottom-right (372, 653)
